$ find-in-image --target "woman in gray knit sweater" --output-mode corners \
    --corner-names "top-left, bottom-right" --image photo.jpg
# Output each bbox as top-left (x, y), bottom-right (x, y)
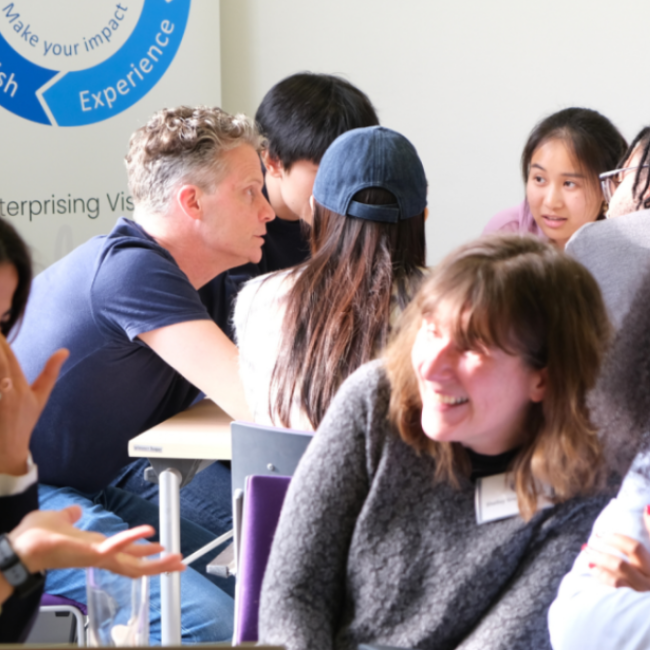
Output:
top-left (259, 234), bottom-right (614, 650)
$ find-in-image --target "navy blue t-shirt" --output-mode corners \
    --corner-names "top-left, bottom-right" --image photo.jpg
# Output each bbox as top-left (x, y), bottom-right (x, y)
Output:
top-left (12, 218), bottom-right (213, 493)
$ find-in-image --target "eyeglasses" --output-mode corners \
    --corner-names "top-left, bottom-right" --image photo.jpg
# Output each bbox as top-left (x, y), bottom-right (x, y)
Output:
top-left (600, 165), bottom-right (650, 203)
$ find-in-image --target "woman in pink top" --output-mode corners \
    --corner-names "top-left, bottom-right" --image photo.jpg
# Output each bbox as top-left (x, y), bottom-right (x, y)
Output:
top-left (484, 108), bottom-right (627, 249)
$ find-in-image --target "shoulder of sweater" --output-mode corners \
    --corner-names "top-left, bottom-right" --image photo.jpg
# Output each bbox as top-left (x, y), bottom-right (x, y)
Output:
top-left (323, 360), bottom-right (391, 430)
top-left (338, 359), bottom-right (389, 400)
top-left (567, 209), bottom-right (650, 251)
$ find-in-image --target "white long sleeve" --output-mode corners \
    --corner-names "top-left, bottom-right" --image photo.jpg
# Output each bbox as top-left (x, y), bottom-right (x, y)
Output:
top-left (549, 452), bottom-right (650, 650)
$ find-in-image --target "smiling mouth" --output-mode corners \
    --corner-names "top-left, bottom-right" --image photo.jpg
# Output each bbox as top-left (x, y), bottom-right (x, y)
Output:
top-left (541, 215), bottom-right (567, 228)
top-left (433, 393), bottom-right (469, 406)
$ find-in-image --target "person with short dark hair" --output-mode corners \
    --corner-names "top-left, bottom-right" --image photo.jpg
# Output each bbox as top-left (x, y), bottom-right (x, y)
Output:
top-left (564, 126), bottom-right (650, 328)
top-left (256, 71), bottom-right (380, 225)
top-left (259, 235), bottom-right (614, 650)
top-left (484, 107), bottom-right (627, 249)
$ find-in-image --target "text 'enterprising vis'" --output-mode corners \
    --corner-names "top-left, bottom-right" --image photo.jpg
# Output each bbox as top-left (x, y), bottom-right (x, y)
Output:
top-left (0, 192), bottom-right (134, 221)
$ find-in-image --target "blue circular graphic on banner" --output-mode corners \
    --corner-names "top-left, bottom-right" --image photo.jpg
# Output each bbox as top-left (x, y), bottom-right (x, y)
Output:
top-left (0, 0), bottom-right (190, 126)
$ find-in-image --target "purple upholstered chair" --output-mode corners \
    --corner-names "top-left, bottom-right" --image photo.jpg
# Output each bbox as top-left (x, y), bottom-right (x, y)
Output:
top-left (27, 593), bottom-right (87, 645)
top-left (233, 474), bottom-right (292, 645)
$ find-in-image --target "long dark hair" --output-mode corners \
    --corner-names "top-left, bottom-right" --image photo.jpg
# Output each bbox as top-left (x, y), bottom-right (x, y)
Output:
top-left (0, 218), bottom-right (31, 337)
top-left (270, 187), bottom-right (426, 429)
top-left (521, 107), bottom-right (627, 219)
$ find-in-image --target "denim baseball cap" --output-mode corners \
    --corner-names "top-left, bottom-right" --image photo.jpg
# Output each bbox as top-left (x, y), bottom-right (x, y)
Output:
top-left (312, 126), bottom-right (427, 223)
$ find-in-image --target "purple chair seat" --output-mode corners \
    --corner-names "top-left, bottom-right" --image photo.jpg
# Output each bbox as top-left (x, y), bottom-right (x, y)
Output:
top-left (234, 474), bottom-right (291, 644)
top-left (40, 593), bottom-right (88, 615)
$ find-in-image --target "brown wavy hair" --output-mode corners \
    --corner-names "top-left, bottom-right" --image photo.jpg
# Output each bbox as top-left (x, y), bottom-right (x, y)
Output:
top-left (270, 187), bottom-right (425, 429)
top-left (385, 234), bottom-right (611, 520)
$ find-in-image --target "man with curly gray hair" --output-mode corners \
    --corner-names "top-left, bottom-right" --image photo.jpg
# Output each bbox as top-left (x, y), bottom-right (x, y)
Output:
top-left (11, 105), bottom-right (274, 644)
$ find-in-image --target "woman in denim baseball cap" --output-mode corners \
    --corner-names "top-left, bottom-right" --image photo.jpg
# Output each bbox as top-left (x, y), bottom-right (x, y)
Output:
top-left (234, 125), bottom-right (427, 430)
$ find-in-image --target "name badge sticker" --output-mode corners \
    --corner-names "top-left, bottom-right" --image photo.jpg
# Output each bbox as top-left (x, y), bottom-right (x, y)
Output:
top-left (475, 473), bottom-right (519, 524)
top-left (475, 473), bottom-right (553, 524)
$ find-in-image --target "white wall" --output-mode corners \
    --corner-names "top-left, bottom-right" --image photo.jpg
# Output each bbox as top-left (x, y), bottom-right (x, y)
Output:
top-left (220, 0), bottom-right (650, 264)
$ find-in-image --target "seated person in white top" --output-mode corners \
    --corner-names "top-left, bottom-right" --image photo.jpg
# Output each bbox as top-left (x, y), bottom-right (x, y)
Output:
top-left (234, 126), bottom-right (427, 431)
top-left (548, 263), bottom-right (650, 650)
top-left (565, 125), bottom-right (650, 329)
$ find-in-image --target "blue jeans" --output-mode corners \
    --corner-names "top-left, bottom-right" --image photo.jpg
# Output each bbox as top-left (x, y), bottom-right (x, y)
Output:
top-left (39, 484), bottom-right (234, 644)
top-left (111, 458), bottom-right (233, 541)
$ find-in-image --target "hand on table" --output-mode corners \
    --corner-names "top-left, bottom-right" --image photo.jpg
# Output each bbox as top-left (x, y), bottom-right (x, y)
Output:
top-left (585, 506), bottom-right (650, 591)
top-left (7, 505), bottom-right (185, 577)
top-left (0, 334), bottom-right (68, 476)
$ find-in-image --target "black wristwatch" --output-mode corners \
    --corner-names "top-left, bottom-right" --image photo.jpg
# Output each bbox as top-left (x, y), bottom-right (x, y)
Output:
top-left (0, 533), bottom-right (44, 598)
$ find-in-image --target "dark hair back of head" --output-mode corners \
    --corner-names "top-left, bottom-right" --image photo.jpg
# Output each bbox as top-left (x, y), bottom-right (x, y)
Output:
top-left (270, 187), bottom-right (425, 430)
top-left (255, 72), bottom-right (379, 170)
top-left (521, 107), bottom-right (627, 218)
top-left (623, 126), bottom-right (650, 210)
top-left (0, 219), bottom-right (31, 337)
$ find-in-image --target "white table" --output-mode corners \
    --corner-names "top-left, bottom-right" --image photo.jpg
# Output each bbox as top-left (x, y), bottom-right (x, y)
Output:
top-left (128, 398), bottom-right (232, 646)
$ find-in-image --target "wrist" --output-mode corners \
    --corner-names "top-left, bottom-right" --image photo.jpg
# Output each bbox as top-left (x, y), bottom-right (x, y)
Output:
top-left (0, 450), bottom-right (30, 477)
top-left (6, 529), bottom-right (39, 573)
top-left (0, 534), bottom-right (44, 598)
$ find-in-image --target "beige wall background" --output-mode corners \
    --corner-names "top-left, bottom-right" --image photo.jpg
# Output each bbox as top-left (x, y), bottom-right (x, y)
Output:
top-left (219, 0), bottom-right (650, 264)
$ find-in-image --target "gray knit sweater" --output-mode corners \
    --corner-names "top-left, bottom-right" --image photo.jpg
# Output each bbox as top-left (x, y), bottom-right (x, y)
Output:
top-left (258, 361), bottom-right (611, 650)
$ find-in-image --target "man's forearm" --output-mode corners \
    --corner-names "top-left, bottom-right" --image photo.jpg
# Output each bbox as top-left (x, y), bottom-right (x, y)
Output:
top-left (138, 319), bottom-right (252, 420)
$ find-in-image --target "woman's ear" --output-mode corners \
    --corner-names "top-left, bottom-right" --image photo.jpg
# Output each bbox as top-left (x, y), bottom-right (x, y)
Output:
top-left (529, 367), bottom-right (547, 403)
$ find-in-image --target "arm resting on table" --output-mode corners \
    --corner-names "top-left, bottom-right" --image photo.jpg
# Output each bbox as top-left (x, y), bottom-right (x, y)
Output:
top-left (139, 319), bottom-right (251, 421)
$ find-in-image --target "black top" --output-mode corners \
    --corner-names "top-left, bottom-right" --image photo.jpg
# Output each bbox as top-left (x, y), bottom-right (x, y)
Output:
top-left (201, 216), bottom-right (310, 341)
top-left (468, 447), bottom-right (520, 481)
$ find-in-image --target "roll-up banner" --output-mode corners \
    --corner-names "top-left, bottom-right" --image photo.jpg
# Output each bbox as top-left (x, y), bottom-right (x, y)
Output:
top-left (0, 0), bottom-right (220, 271)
